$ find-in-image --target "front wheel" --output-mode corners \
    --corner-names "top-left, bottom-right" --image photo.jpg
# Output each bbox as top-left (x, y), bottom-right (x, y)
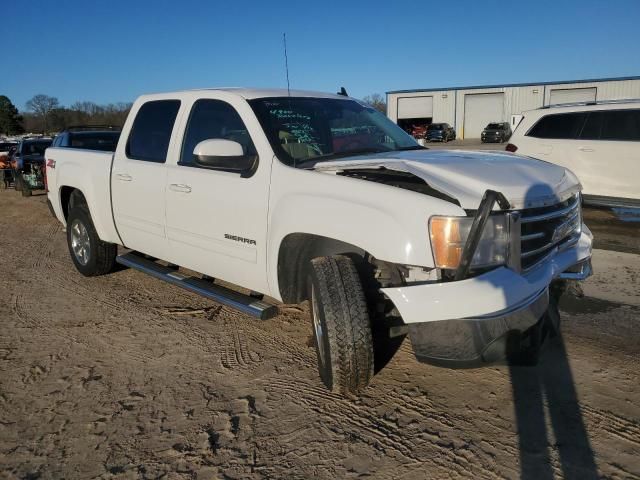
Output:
top-left (21, 180), bottom-right (32, 197)
top-left (66, 206), bottom-right (117, 276)
top-left (14, 172), bottom-right (23, 192)
top-left (308, 255), bottom-right (374, 395)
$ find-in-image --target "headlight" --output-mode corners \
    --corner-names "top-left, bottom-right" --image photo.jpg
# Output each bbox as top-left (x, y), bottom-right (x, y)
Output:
top-left (429, 215), bottom-right (510, 269)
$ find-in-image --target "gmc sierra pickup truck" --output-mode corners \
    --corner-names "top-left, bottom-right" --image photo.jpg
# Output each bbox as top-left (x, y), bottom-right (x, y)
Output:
top-left (45, 88), bottom-right (592, 395)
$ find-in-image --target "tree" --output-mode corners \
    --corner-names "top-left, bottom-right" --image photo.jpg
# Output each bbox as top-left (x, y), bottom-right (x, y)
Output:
top-left (361, 93), bottom-right (387, 114)
top-left (25, 94), bottom-right (59, 133)
top-left (0, 95), bottom-right (24, 135)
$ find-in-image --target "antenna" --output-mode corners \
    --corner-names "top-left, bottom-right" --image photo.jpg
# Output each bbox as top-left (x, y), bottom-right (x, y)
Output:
top-left (283, 33), bottom-right (291, 96)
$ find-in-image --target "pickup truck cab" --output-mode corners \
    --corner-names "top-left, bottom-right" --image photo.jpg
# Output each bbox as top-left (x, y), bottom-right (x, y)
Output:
top-left (45, 88), bottom-right (593, 395)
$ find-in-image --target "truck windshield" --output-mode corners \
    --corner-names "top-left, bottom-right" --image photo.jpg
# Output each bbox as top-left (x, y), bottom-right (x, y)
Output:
top-left (249, 97), bottom-right (421, 167)
top-left (21, 141), bottom-right (51, 156)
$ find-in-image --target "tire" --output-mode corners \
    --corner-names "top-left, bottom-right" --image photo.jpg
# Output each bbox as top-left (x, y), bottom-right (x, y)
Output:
top-left (66, 205), bottom-right (117, 276)
top-left (14, 172), bottom-right (23, 192)
top-left (308, 255), bottom-right (374, 395)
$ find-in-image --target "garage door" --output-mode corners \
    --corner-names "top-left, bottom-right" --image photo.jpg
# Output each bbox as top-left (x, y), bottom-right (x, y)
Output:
top-left (463, 93), bottom-right (505, 138)
top-left (397, 96), bottom-right (433, 119)
top-left (549, 87), bottom-right (596, 105)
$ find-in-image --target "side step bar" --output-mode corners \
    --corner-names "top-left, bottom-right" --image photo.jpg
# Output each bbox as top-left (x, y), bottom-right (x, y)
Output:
top-left (116, 252), bottom-right (278, 320)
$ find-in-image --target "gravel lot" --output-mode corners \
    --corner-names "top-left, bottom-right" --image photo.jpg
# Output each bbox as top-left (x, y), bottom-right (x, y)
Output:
top-left (0, 189), bottom-right (638, 479)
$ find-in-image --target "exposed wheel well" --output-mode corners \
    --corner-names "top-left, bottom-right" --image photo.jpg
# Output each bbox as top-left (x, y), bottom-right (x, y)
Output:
top-left (60, 186), bottom-right (88, 220)
top-left (277, 233), bottom-right (367, 304)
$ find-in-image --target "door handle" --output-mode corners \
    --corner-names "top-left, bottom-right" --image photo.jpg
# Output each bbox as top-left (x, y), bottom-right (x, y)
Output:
top-left (115, 173), bottom-right (132, 181)
top-left (169, 183), bottom-right (192, 193)
top-left (578, 147), bottom-right (594, 152)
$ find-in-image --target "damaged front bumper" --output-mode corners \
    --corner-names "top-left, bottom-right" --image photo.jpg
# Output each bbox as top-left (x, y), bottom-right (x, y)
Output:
top-left (381, 227), bottom-right (593, 367)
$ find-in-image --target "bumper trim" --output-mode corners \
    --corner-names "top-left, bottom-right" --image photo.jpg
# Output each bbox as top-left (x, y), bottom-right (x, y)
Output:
top-left (408, 288), bottom-right (550, 367)
top-left (558, 258), bottom-right (592, 280)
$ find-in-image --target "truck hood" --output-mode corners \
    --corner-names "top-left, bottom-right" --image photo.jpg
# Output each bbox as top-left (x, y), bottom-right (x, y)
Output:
top-left (314, 149), bottom-right (581, 210)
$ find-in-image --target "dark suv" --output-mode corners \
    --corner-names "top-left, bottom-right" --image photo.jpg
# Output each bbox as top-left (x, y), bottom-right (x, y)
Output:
top-left (481, 122), bottom-right (512, 143)
top-left (426, 123), bottom-right (456, 142)
top-left (51, 125), bottom-right (121, 151)
top-left (11, 138), bottom-right (52, 196)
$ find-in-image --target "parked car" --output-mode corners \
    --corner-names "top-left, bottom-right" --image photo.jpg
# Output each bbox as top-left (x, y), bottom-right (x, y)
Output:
top-left (51, 126), bottom-right (121, 151)
top-left (506, 101), bottom-right (640, 206)
top-left (12, 137), bottom-right (52, 196)
top-left (481, 122), bottom-right (512, 143)
top-left (45, 88), bottom-right (592, 395)
top-left (426, 123), bottom-right (456, 142)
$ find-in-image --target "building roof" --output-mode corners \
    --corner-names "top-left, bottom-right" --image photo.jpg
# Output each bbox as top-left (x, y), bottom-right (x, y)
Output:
top-left (386, 75), bottom-right (640, 95)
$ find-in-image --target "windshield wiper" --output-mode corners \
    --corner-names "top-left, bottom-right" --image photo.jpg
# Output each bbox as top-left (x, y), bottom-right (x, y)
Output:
top-left (396, 145), bottom-right (427, 151)
top-left (296, 147), bottom-right (392, 168)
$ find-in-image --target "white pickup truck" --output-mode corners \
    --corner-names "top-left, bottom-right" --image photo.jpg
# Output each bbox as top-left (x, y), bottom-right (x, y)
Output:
top-left (45, 88), bottom-right (593, 395)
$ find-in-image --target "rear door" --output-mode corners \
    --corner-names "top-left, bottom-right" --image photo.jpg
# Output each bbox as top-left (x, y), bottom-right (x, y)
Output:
top-left (111, 98), bottom-right (182, 259)
top-left (575, 108), bottom-right (640, 199)
top-left (163, 95), bottom-right (272, 293)
top-left (524, 111), bottom-right (586, 160)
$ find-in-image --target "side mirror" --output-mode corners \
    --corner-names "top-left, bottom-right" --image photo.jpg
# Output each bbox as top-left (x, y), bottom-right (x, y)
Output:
top-left (193, 139), bottom-right (257, 174)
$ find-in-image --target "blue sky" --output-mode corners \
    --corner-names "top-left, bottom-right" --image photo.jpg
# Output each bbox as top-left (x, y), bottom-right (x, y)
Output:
top-left (4, 0), bottom-right (639, 111)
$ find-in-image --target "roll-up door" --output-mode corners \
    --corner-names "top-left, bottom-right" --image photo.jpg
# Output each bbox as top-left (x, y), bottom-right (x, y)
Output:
top-left (463, 93), bottom-right (505, 138)
top-left (397, 96), bottom-right (433, 119)
top-left (549, 87), bottom-right (596, 105)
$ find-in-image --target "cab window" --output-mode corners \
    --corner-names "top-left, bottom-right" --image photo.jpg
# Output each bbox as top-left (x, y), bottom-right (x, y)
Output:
top-left (126, 100), bottom-right (181, 162)
top-left (179, 99), bottom-right (256, 166)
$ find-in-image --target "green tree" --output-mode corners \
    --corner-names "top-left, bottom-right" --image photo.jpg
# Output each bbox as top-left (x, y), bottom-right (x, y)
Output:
top-left (0, 95), bottom-right (24, 135)
top-left (26, 94), bottom-right (60, 133)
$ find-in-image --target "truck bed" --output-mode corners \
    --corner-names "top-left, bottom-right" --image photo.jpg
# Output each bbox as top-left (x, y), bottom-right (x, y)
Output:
top-left (45, 147), bottom-right (121, 245)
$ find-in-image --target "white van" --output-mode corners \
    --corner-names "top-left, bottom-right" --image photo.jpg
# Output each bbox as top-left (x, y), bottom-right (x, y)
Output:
top-left (506, 101), bottom-right (640, 207)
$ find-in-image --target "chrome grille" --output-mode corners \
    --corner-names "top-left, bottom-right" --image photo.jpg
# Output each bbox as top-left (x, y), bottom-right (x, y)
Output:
top-left (518, 194), bottom-right (581, 270)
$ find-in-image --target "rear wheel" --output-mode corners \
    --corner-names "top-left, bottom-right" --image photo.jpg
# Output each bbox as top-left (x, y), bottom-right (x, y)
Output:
top-left (308, 255), bottom-right (374, 395)
top-left (66, 205), bottom-right (117, 276)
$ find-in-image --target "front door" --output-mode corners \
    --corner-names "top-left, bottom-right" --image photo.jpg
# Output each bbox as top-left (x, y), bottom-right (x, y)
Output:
top-left (111, 99), bottom-right (182, 259)
top-left (164, 97), bottom-right (271, 293)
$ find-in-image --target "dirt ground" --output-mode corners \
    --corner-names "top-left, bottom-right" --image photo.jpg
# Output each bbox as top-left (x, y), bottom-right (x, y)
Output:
top-left (0, 189), bottom-right (639, 480)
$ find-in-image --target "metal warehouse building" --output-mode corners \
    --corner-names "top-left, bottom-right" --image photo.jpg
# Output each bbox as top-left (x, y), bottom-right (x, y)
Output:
top-left (386, 76), bottom-right (640, 139)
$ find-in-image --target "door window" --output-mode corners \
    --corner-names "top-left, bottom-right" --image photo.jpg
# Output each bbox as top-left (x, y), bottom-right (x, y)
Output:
top-left (579, 111), bottom-right (604, 140)
top-left (126, 100), bottom-right (181, 162)
top-left (526, 112), bottom-right (586, 139)
top-left (180, 99), bottom-right (256, 166)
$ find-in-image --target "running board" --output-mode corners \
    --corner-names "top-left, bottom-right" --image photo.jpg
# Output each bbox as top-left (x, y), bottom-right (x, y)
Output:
top-left (116, 252), bottom-right (278, 320)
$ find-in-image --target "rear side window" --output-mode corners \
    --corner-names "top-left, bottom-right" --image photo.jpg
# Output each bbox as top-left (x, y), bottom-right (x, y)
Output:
top-left (180, 99), bottom-right (256, 166)
top-left (601, 109), bottom-right (640, 141)
top-left (126, 100), bottom-right (181, 162)
top-left (579, 109), bottom-right (640, 141)
top-left (526, 112), bottom-right (586, 139)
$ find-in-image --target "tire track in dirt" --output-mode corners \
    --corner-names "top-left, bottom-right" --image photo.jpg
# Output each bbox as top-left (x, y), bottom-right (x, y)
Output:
top-left (221, 322), bottom-right (262, 369)
top-left (30, 221), bottom-right (60, 269)
top-left (265, 376), bottom-right (504, 479)
top-left (581, 404), bottom-right (640, 447)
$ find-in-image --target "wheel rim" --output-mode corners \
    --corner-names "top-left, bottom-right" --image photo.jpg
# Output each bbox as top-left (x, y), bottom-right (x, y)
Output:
top-left (70, 219), bottom-right (91, 266)
top-left (311, 285), bottom-right (326, 368)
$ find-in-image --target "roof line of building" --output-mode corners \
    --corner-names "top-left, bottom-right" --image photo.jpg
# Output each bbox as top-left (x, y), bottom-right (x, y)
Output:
top-left (385, 75), bottom-right (640, 95)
